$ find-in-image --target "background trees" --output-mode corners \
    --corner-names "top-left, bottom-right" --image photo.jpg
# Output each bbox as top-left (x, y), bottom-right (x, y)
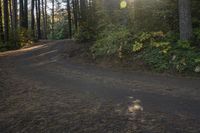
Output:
top-left (0, 0), bottom-right (199, 49)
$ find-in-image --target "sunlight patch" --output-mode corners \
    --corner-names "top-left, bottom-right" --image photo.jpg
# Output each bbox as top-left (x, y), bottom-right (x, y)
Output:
top-left (120, 0), bottom-right (127, 9)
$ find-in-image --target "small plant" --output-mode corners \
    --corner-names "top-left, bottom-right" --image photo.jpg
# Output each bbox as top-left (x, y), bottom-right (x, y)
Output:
top-left (133, 41), bottom-right (143, 52)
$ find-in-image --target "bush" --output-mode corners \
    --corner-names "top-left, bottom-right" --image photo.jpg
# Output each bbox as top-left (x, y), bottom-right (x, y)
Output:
top-left (90, 29), bottom-right (200, 73)
top-left (91, 25), bottom-right (131, 58)
top-left (75, 22), bottom-right (98, 42)
top-left (132, 31), bottom-right (200, 72)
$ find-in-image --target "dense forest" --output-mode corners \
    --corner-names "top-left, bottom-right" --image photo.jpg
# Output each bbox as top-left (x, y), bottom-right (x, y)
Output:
top-left (0, 0), bottom-right (200, 73)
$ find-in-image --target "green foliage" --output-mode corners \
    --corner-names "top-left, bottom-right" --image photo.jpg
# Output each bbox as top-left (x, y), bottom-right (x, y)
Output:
top-left (177, 40), bottom-right (192, 49)
top-left (133, 41), bottom-right (143, 52)
top-left (193, 28), bottom-right (200, 44)
top-left (170, 49), bottom-right (200, 72)
top-left (91, 25), bottom-right (131, 58)
top-left (75, 23), bottom-right (97, 42)
top-left (142, 47), bottom-right (170, 71)
top-left (133, 32), bottom-right (200, 72)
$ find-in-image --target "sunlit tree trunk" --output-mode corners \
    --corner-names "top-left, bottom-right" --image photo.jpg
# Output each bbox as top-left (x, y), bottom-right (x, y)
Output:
top-left (178, 0), bottom-right (193, 40)
top-left (9, 0), bottom-right (14, 43)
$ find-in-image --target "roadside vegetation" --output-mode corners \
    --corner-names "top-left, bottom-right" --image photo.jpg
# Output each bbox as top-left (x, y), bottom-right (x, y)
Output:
top-left (75, 0), bottom-right (200, 74)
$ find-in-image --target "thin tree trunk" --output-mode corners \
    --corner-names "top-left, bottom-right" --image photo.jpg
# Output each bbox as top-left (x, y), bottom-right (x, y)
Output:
top-left (42, 0), bottom-right (47, 39)
top-left (31, 0), bottom-right (35, 37)
top-left (12, 0), bottom-right (18, 45)
top-left (72, 0), bottom-right (78, 32)
top-left (20, 0), bottom-right (24, 28)
top-left (9, 0), bottom-right (14, 35)
top-left (44, 0), bottom-right (47, 39)
top-left (67, 0), bottom-right (72, 38)
top-left (0, 0), bottom-right (4, 42)
top-left (36, 0), bottom-right (41, 39)
top-left (24, 0), bottom-right (28, 29)
top-left (178, 0), bottom-right (193, 40)
top-left (3, 0), bottom-right (9, 44)
top-left (52, 0), bottom-right (54, 39)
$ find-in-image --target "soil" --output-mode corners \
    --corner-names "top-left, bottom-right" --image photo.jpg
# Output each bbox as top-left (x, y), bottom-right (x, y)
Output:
top-left (0, 39), bottom-right (200, 133)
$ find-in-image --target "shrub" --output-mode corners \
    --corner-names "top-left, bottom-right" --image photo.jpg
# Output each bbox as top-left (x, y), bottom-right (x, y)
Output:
top-left (91, 25), bottom-right (131, 58)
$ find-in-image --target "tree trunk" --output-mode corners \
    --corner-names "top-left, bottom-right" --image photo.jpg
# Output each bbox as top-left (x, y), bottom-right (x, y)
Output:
top-left (52, 0), bottom-right (54, 39)
top-left (178, 0), bottom-right (193, 40)
top-left (24, 0), bottom-right (28, 29)
top-left (0, 0), bottom-right (4, 42)
top-left (36, 0), bottom-right (41, 39)
top-left (80, 0), bottom-right (87, 22)
top-left (3, 0), bottom-right (9, 44)
top-left (12, 0), bottom-right (18, 45)
top-left (67, 0), bottom-right (72, 38)
top-left (72, 0), bottom-right (78, 32)
top-left (9, 0), bottom-right (14, 42)
top-left (31, 0), bottom-right (35, 37)
top-left (45, 0), bottom-right (47, 39)
top-left (42, 0), bottom-right (47, 39)
top-left (20, 0), bottom-right (24, 28)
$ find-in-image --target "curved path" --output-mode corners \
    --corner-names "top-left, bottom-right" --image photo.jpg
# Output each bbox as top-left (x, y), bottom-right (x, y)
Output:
top-left (0, 40), bottom-right (200, 133)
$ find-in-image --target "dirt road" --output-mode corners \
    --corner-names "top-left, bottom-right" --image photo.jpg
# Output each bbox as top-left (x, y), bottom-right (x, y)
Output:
top-left (0, 40), bottom-right (200, 133)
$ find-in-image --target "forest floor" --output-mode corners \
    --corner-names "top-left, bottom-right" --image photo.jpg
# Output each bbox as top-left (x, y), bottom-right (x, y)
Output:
top-left (0, 40), bottom-right (200, 133)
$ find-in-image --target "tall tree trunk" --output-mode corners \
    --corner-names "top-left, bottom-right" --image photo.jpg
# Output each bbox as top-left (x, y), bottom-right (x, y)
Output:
top-left (80, 0), bottom-right (86, 22)
top-left (178, 0), bottom-right (193, 40)
top-left (0, 0), bottom-right (4, 42)
top-left (36, 0), bottom-right (41, 39)
top-left (52, 0), bottom-right (54, 39)
top-left (42, 0), bottom-right (47, 39)
top-left (3, 0), bottom-right (9, 44)
top-left (20, 0), bottom-right (24, 28)
top-left (12, 0), bottom-right (18, 45)
top-left (72, 0), bottom-right (78, 32)
top-left (31, 0), bottom-right (35, 37)
top-left (9, 0), bottom-right (14, 42)
top-left (44, 0), bottom-right (47, 39)
top-left (67, 0), bottom-right (72, 38)
top-left (24, 0), bottom-right (28, 29)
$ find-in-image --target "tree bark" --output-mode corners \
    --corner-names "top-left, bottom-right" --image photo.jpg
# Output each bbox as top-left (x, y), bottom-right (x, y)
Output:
top-left (52, 0), bottom-right (54, 39)
top-left (45, 0), bottom-right (47, 39)
top-left (24, 0), bottom-right (28, 29)
top-left (42, 0), bottom-right (47, 39)
top-left (31, 0), bottom-right (35, 37)
top-left (0, 0), bottom-right (4, 42)
top-left (36, 0), bottom-right (41, 39)
top-left (20, 0), bottom-right (24, 28)
top-left (72, 0), bottom-right (78, 32)
top-left (178, 0), bottom-right (193, 40)
top-left (12, 0), bottom-right (18, 45)
top-left (67, 0), bottom-right (72, 38)
top-left (3, 0), bottom-right (9, 44)
top-left (9, 0), bottom-right (14, 42)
